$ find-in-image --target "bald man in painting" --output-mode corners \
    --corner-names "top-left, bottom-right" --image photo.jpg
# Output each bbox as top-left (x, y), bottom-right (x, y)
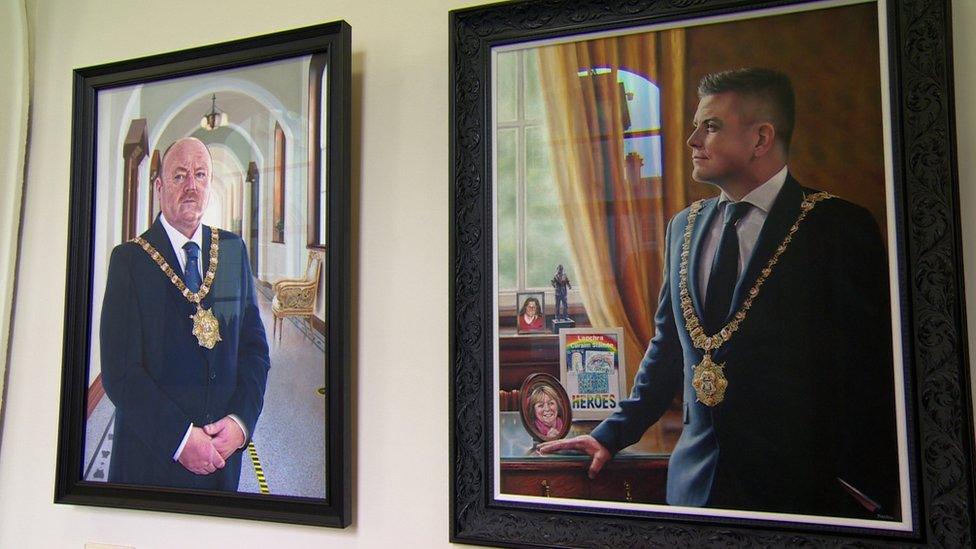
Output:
top-left (100, 137), bottom-right (270, 491)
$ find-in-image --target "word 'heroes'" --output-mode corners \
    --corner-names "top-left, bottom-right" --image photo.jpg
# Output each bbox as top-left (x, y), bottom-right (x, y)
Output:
top-left (572, 394), bottom-right (617, 409)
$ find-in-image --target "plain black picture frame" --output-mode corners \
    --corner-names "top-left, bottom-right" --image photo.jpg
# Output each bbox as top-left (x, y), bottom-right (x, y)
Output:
top-left (450, 0), bottom-right (976, 546)
top-left (55, 21), bottom-right (352, 528)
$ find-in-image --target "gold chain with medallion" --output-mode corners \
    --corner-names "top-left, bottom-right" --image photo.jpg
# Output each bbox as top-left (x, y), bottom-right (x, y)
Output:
top-left (679, 192), bottom-right (832, 406)
top-left (131, 227), bottom-right (223, 349)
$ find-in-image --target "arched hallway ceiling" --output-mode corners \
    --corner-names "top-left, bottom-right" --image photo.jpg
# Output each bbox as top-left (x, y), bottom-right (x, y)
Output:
top-left (211, 145), bottom-right (246, 196)
top-left (155, 91), bottom-right (281, 154)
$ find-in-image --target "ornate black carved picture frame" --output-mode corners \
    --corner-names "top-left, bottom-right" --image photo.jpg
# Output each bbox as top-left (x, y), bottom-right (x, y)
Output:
top-left (450, 0), bottom-right (975, 546)
top-left (56, 21), bottom-right (351, 527)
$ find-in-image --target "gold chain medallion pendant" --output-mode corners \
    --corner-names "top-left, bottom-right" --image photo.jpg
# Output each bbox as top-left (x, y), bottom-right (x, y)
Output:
top-left (132, 227), bottom-right (222, 349)
top-left (190, 304), bottom-right (222, 349)
top-left (692, 353), bottom-right (728, 407)
top-left (678, 192), bottom-right (832, 407)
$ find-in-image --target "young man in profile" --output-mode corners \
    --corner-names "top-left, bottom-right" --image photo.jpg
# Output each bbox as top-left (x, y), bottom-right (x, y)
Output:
top-left (541, 68), bottom-right (900, 520)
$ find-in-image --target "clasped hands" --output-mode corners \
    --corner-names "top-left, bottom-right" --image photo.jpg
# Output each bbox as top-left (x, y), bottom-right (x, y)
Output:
top-left (177, 416), bottom-right (244, 475)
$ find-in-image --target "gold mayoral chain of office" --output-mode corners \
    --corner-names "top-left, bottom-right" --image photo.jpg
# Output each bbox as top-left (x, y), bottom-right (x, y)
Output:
top-left (131, 228), bottom-right (223, 349)
top-left (679, 191), bottom-right (832, 407)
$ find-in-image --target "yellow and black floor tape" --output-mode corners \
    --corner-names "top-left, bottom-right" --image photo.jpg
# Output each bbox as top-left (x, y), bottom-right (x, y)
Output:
top-left (247, 441), bottom-right (270, 494)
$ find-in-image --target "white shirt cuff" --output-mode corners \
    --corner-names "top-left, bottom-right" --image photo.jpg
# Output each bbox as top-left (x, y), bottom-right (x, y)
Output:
top-left (172, 423), bottom-right (194, 461)
top-left (228, 414), bottom-right (248, 449)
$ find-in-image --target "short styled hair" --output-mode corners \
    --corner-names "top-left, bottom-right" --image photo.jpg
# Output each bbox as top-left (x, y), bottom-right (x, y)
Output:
top-left (528, 384), bottom-right (561, 412)
top-left (698, 68), bottom-right (795, 151)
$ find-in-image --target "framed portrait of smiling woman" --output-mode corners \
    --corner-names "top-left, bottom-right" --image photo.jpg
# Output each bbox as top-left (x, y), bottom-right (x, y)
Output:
top-left (450, 0), bottom-right (976, 546)
top-left (518, 373), bottom-right (572, 442)
top-left (55, 21), bottom-right (351, 527)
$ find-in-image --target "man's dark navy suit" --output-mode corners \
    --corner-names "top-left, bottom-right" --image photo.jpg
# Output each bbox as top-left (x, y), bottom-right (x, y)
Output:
top-left (100, 219), bottom-right (270, 491)
top-left (591, 175), bottom-right (901, 519)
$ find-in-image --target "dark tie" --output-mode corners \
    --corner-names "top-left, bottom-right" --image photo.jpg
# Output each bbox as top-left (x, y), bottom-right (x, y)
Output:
top-left (183, 242), bottom-right (202, 293)
top-left (703, 201), bottom-right (752, 334)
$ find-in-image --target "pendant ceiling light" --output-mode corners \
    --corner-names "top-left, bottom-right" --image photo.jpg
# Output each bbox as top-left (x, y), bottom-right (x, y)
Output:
top-left (200, 93), bottom-right (228, 130)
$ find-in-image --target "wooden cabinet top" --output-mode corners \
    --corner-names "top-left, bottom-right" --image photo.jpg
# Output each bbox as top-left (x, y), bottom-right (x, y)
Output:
top-left (498, 411), bottom-right (668, 463)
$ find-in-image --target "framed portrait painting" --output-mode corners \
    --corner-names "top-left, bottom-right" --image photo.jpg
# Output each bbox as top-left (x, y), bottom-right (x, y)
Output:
top-left (515, 291), bottom-right (546, 333)
top-left (450, 0), bottom-right (976, 546)
top-left (55, 21), bottom-right (351, 527)
top-left (518, 373), bottom-right (572, 442)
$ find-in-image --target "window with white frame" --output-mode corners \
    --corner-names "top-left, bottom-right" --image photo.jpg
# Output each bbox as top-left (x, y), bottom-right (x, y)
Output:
top-left (495, 48), bottom-right (663, 311)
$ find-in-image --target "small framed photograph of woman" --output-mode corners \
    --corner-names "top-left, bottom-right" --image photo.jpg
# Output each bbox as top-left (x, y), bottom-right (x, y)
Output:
top-left (518, 373), bottom-right (572, 442)
top-left (515, 291), bottom-right (546, 334)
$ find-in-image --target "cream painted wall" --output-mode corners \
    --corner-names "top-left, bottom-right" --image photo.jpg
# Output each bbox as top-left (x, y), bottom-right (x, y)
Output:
top-left (0, 0), bottom-right (478, 547)
top-left (1, 1), bottom-right (974, 548)
top-left (0, 1), bottom-right (29, 442)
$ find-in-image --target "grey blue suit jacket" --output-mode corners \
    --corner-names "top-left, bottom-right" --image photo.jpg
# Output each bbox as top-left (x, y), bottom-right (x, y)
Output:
top-left (100, 219), bottom-right (270, 491)
top-left (591, 176), bottom-right (900, 519)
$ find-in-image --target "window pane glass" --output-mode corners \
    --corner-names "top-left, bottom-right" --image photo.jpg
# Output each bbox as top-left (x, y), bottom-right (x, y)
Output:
top-left (496, 51), bottom-right (517, 123)
top-left (624, 135), bottom-right (663, 178)
top-left (524, 125), bottom-right (574, 288)
top-left (319, 65), bottom-right (328, 245)
top-left (523, 49), bottom-right (543, 121)
top-left (496, 128), bottom-right (518, 289)
top-left (618, 70), bottom-right (660, 130)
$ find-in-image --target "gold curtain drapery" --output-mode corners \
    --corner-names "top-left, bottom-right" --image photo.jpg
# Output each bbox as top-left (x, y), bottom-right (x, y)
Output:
top-left (536, 30), bottom-right (686, 447)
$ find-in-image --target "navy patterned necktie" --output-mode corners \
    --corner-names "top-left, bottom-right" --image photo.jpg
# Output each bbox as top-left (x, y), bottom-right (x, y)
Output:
top-left (183, 241), bottom-right (202, 293)
top-left (703, 201), bottom-right (752, 334)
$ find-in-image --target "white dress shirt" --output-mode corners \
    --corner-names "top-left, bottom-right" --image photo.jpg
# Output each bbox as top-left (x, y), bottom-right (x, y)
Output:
top-left (697, 165), bottom-right (788, 301)
top-left (158, 213), bottom-right (204, 280)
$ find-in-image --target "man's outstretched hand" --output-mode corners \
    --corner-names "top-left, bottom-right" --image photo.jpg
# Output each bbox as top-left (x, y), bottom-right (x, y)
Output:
top-left (537, 435), bottom-right (611, 479)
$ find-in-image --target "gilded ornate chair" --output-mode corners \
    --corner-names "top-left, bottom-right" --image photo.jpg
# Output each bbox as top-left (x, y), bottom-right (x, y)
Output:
top-left (271, 250), bottom-right (323, 341)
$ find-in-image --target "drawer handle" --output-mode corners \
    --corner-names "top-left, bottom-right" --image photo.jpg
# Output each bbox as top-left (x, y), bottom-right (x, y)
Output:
top-left (541, 480), bottom-right (552, 498)
top-left (624, 481), bottom-right (633, 502)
